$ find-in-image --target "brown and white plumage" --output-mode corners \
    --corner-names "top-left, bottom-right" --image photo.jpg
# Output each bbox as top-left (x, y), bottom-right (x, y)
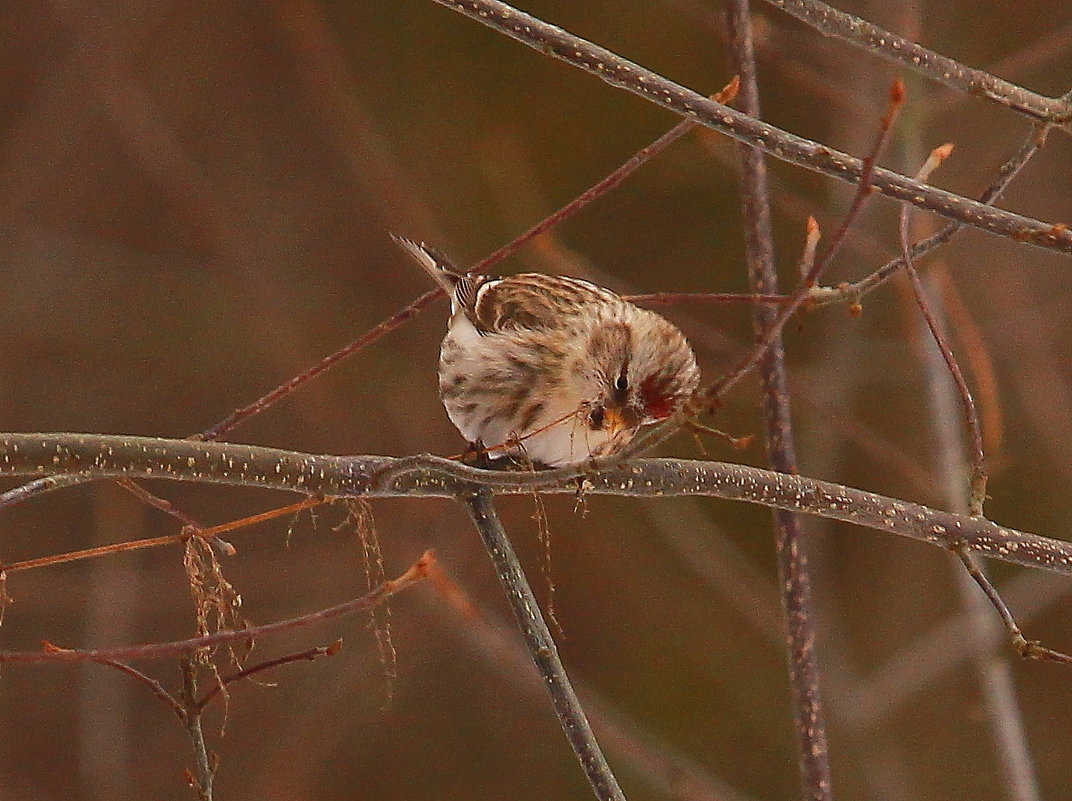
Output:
top-left (393, 235), bottom-right (700, 467)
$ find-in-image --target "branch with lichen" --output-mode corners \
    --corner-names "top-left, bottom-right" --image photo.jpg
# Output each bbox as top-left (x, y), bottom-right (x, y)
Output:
top-left (429, 0), bottom-right (1072, 254)
top-left (2, 434), bottom-right (1071, 579)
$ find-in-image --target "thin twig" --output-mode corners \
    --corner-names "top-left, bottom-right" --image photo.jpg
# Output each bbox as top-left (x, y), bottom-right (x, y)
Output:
top-left (625, 291), bottom-right (786, 305)
top-left (460, 487), bottom-right (626, 801)
top-left (898, 143), bottom-right (988, 516)
top-left (180, 657), bottom-right (215, 801)
top-left (686, 78), bottom-right (901, 415)
top-left (845, 569), bottom-right (1072, 729)
top-left (77, 654), bottom-right (185, 720)
top-left (0, 551), bottom-right (432, 664)
top-left (914, 261), bottom-right (1044, 799)
top-left (951, 545), bottom-right (1072, 733)
top-left (431, 0), bottom-right (1072, 253)
top-left (811, 122), bottom-right (1051, 306)
top-left (197, 640), bottom-right (342, 710)
top-left (760, 0), bottom-right (1072, 124)
top-left (3, 493), bottom-right (325, 574)
top-left (198, 78), bottom-right (738, 447)
top-left (954, 549), bottom-right (1072, 667)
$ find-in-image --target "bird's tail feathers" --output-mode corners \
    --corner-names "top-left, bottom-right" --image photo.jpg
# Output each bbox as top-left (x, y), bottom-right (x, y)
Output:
top-left (391, 234), bottom-right (465, 296)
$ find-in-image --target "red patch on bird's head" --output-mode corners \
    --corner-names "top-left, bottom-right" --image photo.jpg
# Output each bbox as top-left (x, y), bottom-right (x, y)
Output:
top-left (639, 374), bottom-right (675, 421)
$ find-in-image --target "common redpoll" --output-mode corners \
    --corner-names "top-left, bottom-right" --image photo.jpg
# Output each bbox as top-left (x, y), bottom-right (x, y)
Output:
top-left (394, 236), bottom-right (701, 467)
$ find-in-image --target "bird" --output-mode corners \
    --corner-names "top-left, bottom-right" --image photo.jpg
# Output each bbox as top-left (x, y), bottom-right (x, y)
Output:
top-left (393, 235), bottom-right (700, 467)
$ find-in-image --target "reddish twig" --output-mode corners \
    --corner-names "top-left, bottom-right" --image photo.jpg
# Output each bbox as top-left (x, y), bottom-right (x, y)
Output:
top-left (0, 551), bottom-right (433, 664)
top-left (897, 143), bottom-right (987, 516)
top-left (931, 267), bottom-right (1006, 462)
top-left (1, 496), bottom-right (325, 574)
top-left (73, 651), bottom-right (185, 720)
top-left (694, 79), bottom-right (903, 411)
top-left (197, 640), bottom-right (342, 710)
top-left (812, 122), bottom-right (1051, 306)
top-left (199, 75), bottom-right (739, 446)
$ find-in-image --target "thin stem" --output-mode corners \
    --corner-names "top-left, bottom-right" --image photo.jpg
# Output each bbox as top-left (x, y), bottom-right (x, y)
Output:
top-left (180, 658), bottom-right (215, 801)
top-left (460, 487), bottom-right (626, 801)
top-left (954, 549), bottom-right (1072, 666)
top-left (85, 657), bottom-right (185, 720)
top-left (846, 569), bottom-right (1072, 728)
top-left (899, 145), bottom-right (988, 516)
top-left (1, 551), bottom-right (431, 664)
top-left (197, 641), bottom-right (341, 710)
top-left (724, 0), bottom-right (830, 797)
top-left (760, 0), bottom-right (1072, 124)
top-left (621, 79), bottom-right (895, 441)
top-left (431, 0), bottom-right (1072, 254)
top-left (198, 79), bottom-right (738, 447)
top-left (625, 291), bottom-right (786, 305)
top-left (914, 253), bottom-right (1045, 797)
top-left (197, 286), bottom-right (445, 443)
top-left (697, 71), bottom-right (898, 415)
top-left (812, 122), bottom-right (1051, 306)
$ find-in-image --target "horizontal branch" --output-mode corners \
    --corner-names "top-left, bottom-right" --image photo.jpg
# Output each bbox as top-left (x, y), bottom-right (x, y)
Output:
top-left (761, 0), bottom-right (1072, 125)
top-left (2, 433), bottom-right (1070, 575)
top-left (431, 0), bottom-right (1072, 255)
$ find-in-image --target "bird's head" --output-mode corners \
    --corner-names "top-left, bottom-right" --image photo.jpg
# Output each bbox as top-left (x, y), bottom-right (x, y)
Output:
top-left (582, 311), bottom-right (700, 437)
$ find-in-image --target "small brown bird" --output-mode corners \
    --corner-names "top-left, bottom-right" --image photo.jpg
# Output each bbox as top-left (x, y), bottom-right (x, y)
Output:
top-left (394, 236), bottom-right (700, 467)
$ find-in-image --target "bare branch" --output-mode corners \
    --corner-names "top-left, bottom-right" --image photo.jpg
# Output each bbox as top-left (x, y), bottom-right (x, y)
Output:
top-left (898, 143), bottom-right (988, 515)
top-left (197, 641), bottom-right (342, 711)
top-left (724, 0), bottom-right (831, 796)
top-left (426, 560), bottom-right (759, 801)
top-left (811, 122), bottom-right (1051, 306)
top-left (430, 0), bottom-right (1072, 254)
top-left (760, 0), bottom-right (1072, 125)
top-left (79, 655), bottom-right (185, 720)
top-left (3, 434), bottom-right (1072, 578)
top-left (0, 550), bottom-right (432, 664)
top-left (180, 658), bottom-right (215, 801)
top-left (461, 488), bottom-right (625, 801)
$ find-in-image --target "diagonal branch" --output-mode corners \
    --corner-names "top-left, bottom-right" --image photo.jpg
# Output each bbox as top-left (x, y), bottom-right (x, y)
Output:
top-left (430, 0), bottom-right (1072, 254)
top-left (811, 122), bottom-right (1051, 306)
top-left (460, 487), bottom-right (626, 801)
top-left (760, 0), bottom-right (1072, 125)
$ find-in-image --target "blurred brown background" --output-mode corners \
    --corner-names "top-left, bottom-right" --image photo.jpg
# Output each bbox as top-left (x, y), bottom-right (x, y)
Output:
top-left (2, 1), bottom-right (1072, 799)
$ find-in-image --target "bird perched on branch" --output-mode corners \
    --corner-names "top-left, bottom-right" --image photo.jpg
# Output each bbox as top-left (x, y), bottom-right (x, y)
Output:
top-left (394, 236), bottom-right (700, 467)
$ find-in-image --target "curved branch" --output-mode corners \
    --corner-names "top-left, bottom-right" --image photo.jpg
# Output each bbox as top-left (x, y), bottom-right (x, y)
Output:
top-left (2, 433), bottom-right (1071, 575)
top-left (430, 0), bottom-right (1072, 254)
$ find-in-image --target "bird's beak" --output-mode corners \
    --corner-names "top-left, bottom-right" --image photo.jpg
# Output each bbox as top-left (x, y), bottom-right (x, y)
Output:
top-left (602, 406), bottom-right (640, 436)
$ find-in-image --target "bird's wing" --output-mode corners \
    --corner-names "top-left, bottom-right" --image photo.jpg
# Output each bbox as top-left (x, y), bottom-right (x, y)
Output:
top-left (471, 274), bottom-right (615, 333)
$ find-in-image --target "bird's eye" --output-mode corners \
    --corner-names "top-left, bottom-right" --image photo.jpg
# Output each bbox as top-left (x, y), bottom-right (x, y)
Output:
top-left (614, 373), bottom-right (628, 392)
